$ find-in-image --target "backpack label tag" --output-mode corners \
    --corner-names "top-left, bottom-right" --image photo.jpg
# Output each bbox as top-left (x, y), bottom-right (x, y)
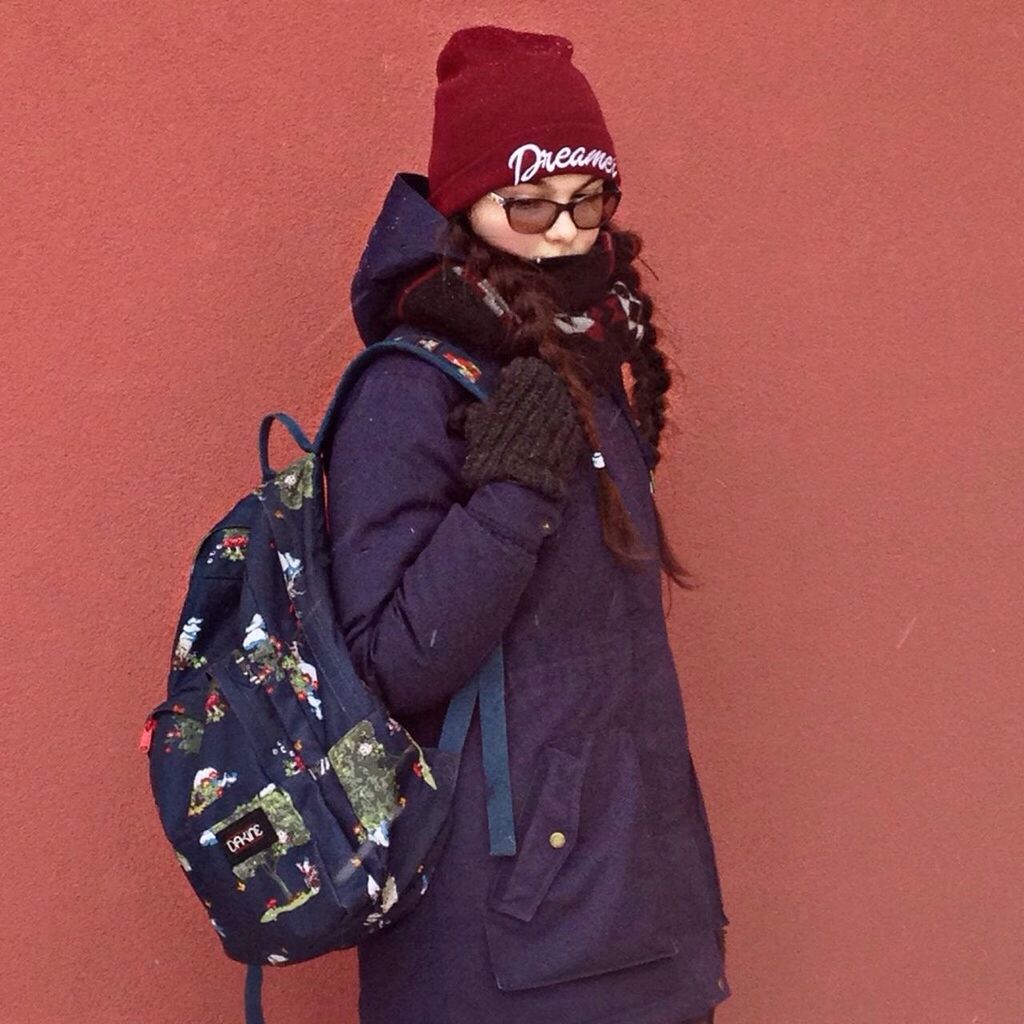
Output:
top-left (217, 807), bottom-right (277, 867)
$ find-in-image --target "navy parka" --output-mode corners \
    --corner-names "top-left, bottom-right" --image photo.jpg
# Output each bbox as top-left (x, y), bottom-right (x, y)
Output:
top-left (325, 172), bottom-right (731, 1024)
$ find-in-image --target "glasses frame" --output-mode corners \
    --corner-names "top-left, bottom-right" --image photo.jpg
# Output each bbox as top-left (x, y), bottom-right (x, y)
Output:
top-left (485, 185), bottom-right (622, 234)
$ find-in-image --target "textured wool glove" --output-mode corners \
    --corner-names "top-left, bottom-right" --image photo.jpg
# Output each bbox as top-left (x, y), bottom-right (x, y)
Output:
top-left (451, 356), bottom-right (587, 503)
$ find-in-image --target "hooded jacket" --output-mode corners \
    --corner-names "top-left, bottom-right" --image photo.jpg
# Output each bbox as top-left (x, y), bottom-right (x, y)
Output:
top-left (325, 171), bottom-right (730, 1024)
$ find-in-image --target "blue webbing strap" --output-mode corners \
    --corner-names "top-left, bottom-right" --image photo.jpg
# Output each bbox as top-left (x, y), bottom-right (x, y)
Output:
top-left (438, 644), bottom-right (516, 857)
top-left (475, 644), bottom-right (516, 857)
top-left (258, 411), bottom-right (313, 482)
top-left (245, 963), bottom-right (264, 1024)
top-left (437, 675), bottom-right (476, 753)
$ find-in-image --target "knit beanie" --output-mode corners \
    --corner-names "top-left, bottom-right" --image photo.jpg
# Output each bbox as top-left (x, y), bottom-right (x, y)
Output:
top-left (427, 25), bottom-right (622, 217)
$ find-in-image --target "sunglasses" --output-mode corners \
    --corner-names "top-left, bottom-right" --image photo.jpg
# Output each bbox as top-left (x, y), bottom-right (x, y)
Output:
top-left (485, 185), bottom-right (622, 234)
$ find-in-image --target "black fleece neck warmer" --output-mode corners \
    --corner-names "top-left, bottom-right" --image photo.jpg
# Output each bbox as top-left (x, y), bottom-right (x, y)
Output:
top-left (386, 228), bottom-right (648, 394)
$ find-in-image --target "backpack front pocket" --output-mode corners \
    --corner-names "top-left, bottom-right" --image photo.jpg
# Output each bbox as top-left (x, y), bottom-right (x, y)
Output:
top-left (143, 669), bottom-right (360, 963)
top-left (483, 727), bottom-right (678, 991)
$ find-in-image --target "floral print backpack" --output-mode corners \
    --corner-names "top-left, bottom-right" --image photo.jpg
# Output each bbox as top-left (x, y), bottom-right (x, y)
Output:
top-left (139, 328), bottom-right (518, 1024)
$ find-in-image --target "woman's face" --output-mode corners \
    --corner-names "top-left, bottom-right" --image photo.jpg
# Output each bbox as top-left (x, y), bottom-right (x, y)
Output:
top-left (466, 172), bottom-right (605, 261)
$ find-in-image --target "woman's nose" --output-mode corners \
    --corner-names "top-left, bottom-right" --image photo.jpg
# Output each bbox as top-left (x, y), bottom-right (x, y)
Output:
top-left (544, 206), bottom-right (578, 243)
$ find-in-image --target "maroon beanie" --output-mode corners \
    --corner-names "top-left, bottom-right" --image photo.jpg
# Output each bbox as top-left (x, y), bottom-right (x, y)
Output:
top-left (427, 25), bottom-right (621, 218)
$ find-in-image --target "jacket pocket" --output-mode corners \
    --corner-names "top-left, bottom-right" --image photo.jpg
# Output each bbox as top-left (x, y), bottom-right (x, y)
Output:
top-left (486, 743), bottom-right (586, 922)
top-left (483, 727), bottom-right (679, 991)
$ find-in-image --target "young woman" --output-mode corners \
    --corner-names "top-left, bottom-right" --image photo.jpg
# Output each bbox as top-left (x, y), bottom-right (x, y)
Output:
top-left (326, 25), bottom-right (730, 1024)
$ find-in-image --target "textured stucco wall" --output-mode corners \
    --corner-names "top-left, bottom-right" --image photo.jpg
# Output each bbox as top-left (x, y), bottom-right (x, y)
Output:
top-left (3, 3), bottom-right (1022, 1022)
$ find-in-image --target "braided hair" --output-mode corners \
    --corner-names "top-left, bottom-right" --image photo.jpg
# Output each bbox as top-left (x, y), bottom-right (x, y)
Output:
top-left (436, 213), bottom-right (700, 597)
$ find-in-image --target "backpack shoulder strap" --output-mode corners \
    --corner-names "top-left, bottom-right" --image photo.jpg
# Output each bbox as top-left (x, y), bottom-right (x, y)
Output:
top-left (308, 325), bottom-right (517, 860)
top-left (257, 327), bottom-right (485, 481)
top-left (310, 326), bottom-right (489, 458)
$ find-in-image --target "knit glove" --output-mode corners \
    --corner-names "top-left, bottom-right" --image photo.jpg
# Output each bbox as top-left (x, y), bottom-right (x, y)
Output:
top-left (453, 356), bottom-right (586, 503)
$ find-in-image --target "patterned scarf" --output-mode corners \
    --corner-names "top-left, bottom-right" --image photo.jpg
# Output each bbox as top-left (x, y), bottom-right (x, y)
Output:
top-left (387, 228), bottom-right (648, 394)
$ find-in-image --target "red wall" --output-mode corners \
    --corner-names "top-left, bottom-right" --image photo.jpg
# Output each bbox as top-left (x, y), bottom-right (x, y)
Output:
top-left (4, 3), bottom-right (1022, 1022)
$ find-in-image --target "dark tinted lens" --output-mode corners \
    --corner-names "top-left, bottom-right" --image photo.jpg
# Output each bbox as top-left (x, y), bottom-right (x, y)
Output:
top-left (571, 192), bottom-right (609, 229)
top-left (594, 189), bottom-right (621, 226)
top-left (507, 198), bottom-right (559, 233)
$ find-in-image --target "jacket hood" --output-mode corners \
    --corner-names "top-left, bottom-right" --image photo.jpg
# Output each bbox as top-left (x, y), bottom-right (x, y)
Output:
top-left (350, 172), bottom-right (459, 348)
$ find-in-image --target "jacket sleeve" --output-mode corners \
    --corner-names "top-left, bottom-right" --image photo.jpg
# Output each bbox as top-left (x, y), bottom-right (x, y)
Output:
top-left (325, 350), bottom-right (565, 717)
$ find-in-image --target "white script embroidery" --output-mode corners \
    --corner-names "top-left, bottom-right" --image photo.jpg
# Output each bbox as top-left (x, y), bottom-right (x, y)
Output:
top-left (507, 143), bottom-right (618, 185)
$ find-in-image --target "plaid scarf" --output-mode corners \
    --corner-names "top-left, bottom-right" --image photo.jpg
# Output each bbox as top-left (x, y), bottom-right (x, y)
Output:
top-left (388, 228), bottom-right (648, 393)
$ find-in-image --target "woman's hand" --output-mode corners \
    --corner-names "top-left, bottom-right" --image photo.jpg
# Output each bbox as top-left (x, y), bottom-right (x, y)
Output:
top-left (452, 356), bottom-right (586, 502)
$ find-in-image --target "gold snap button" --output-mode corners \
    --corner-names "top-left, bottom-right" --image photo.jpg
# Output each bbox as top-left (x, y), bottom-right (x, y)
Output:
top-left (540, 519), bottom-right (552, 532)
top-left (548, 830), bottom-right (566, 848)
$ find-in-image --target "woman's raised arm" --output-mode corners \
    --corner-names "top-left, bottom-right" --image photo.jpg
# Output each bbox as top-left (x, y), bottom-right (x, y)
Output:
top-left (326, 352), bottom-right (563, 717)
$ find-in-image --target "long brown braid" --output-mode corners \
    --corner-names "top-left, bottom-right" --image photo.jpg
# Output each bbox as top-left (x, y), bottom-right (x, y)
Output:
top-left (436, 214), bottom-right (700, 597)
